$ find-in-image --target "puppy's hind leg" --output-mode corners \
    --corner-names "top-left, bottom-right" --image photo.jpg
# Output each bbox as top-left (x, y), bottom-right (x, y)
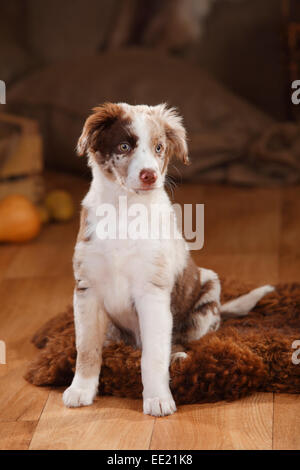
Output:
top-left (185, 268), bottom-right (221, 342)
top-left (197, 267), bottom-right (221, 310)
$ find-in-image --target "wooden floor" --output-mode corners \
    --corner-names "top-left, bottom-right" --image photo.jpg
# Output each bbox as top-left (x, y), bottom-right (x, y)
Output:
top-left (0, 172), bottom-right (299, 450)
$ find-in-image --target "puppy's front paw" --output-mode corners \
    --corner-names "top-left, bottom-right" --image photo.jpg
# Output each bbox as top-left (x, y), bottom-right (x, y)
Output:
top-left (63, 385), bottom-right (96, 408)
top-left (143, 396), bottom-right (177, 417)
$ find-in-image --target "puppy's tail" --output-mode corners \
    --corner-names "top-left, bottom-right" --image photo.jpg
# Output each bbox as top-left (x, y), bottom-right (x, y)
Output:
top-left (220, 285), bottom-right (274, 318)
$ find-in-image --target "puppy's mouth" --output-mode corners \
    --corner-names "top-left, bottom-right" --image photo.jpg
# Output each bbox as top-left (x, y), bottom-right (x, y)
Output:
top-left (134, 185), bottom-right (160, 193)
top-left (136, 187), bottom-right (155, 191)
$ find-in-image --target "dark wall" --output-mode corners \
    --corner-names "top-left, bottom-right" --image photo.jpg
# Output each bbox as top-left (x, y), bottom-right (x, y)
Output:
top-left (195, 0), bottom-right (287, 120)
top-left (0, 0), bottom-right (288, 120)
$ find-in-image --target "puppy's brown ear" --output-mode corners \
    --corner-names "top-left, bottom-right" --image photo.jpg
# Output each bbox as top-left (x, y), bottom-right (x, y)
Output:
top-left (77, 102), bottom-right (122, 156)
top-left (156, 104), bottom-right (189, 166)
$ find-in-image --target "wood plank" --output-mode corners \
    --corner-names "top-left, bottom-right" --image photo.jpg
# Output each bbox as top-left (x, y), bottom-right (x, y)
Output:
top-left (29, 391), bottom-right (154, 450)
top-left (193, 253), bottom-right (279, 285)
top-left (0, 421), bottom-right (37, 450)
top-left (4, 242), bottom-right (74, 279)
top-left (279, 186), bottom-right (300, 282)
top-left (0, 277), bottom-right (74, 350)
top-left (0, 277), bottom-right (73, 421)
top-left (273, 394), bottom-right (300, 450)
top-left (175, 184), bottom-right (282, 256)
top-left (279, 253), bottom-right (300, 282)
top-left (150, 393), bottom-right (273, 450)
top-left (0, 245), bottom-right (18, 282)
top-left (279, 186), bottom-right (300, 255)
top-left (0, 361), bottom-right (50, 422)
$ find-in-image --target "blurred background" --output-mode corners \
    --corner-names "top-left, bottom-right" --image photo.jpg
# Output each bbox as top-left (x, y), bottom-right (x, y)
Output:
top-left (0, 0), bottom-right (300, 254)
top-left (1, 0), bottom-right (300, 194)
top-left (1, 1), bottom-right (300, 451)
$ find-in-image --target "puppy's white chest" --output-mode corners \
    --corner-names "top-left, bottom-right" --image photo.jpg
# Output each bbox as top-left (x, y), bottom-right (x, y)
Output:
top-left (101, 248), bottom-right (132, 313)
top-left (86, 239), bottom-right (140, 332)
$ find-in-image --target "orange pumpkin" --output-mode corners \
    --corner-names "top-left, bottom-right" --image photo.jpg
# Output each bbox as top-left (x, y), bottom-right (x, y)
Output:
top-left (0, 195), bottom-right (41, 242)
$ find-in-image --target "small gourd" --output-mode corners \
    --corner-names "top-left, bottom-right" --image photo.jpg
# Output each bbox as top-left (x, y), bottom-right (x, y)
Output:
top-left (45, 190), bottom-right (74, 222)
top-left (0, 194), bottom-right (41, 242)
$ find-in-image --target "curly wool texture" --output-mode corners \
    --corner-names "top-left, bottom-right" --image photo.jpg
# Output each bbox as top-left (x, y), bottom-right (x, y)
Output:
top-left (25, 282), bottom-right (300, 404)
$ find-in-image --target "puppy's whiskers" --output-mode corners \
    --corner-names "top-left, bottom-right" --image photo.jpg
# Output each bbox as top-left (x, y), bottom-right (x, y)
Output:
top-left (169, 163), bottom-right (182, 184)
top-left (165, 174), bottom-right (178, 199)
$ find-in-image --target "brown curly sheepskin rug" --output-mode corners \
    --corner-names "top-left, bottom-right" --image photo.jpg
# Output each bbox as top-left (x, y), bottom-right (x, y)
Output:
top-left (25, 281), bottom-right (300, 405)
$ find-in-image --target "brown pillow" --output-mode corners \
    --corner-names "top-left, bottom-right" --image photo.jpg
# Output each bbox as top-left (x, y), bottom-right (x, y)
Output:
top-left (8, 49), bottom-right (276, 182)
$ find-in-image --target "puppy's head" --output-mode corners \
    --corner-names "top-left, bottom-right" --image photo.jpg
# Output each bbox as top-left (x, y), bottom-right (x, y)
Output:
top-left (77, 102), bottom-right (189, 193)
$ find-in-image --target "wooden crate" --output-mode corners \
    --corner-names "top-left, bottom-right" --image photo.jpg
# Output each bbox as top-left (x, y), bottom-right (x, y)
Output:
top-left (0, 112), bottom-right (44, 203)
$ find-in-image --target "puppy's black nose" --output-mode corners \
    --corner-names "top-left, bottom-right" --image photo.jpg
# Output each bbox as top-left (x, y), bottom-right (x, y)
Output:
top-left (139, 169), bottom-right (157, 185)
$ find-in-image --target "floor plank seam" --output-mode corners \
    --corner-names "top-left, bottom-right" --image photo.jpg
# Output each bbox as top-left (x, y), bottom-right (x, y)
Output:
top-left (148, 417), bottom-right (157, 450)
top-left (27, 390), bottom-right (51, 450)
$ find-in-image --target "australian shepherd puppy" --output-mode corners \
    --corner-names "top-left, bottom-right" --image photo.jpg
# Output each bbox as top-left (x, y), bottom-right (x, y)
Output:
top-left (63, 102), bottom-right (273, 416)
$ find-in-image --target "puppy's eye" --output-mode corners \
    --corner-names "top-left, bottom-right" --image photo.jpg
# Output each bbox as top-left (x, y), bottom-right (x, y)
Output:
top-left (118, 142), bottom-right (131, 153)
top-left (156, 144), bottom-right (163, 154)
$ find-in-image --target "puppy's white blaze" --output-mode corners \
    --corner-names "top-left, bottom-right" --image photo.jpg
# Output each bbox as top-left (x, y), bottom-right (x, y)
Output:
top-left (126, 114), bottom-right (162, 190)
